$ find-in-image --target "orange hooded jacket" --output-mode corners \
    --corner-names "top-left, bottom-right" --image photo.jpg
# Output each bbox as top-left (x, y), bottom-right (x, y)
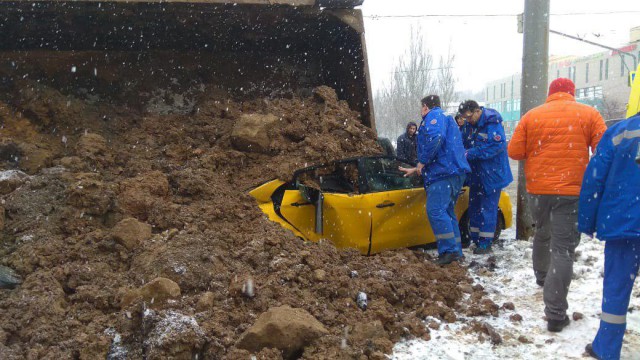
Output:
top-left (507, 92), bottom-right (607, 196)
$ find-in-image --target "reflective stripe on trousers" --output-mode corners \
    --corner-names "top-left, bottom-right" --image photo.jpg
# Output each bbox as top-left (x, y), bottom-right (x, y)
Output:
top-left (435, 233), bottom-right (462, 244)
top-left (435, 232), bottom-right (455, 240)
top-left (425, 175), bottom-right (466, 256)
top-left (592, 240), bottom-right (640, 360)
top-left (468, 184), bottom-right (500, 248)
top-left (601, 312), bottom-right (626, 325)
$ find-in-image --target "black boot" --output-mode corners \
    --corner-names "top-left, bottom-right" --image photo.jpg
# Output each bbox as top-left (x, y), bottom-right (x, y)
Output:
top-left (547, 316), bottom-right (570, 332)
top-left (585, 343), bottom-right (601, 359)
top-left (435, 252), bottom-right (461, 265)
top-left (473, 245), bottom-right (493, 255)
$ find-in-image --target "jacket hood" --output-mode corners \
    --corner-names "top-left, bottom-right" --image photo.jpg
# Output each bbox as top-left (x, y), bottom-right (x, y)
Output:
top-left (405, 121), bottom-right (418, 135)
top-left (477, 107), bottom-right (502, 128)
top-left (546, 92), bottom-right (576, 103)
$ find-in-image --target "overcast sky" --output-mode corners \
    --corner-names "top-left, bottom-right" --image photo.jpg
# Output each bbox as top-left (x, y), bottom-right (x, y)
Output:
top-left (361, 0), bottom-right (640, 94)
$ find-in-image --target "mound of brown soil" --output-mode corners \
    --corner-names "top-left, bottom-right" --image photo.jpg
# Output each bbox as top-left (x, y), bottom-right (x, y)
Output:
top-left (0, 78), bottom-right (473, 359)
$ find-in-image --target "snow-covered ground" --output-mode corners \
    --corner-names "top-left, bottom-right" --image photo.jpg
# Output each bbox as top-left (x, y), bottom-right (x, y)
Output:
top-left (393, 226), bottom-right (640, 359)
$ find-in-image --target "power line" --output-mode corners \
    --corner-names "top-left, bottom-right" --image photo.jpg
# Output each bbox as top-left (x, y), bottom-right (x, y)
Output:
top-left (391, 66), bottom-right (454, 73)
top-left (364, 10), bottom-right (640, 19)
top-left (366, 14), bottom-right (513, 18)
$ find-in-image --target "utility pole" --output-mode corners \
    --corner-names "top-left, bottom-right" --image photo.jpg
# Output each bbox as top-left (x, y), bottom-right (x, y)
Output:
top-left (517, 0), bottom-right (549, 240)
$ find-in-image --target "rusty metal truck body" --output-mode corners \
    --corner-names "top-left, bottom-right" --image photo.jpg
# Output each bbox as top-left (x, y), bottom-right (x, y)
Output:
top-left (0, 0), bottom-right (375, 128)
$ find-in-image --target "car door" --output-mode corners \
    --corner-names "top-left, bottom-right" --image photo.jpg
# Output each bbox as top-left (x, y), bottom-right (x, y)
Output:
top-left (279, 161), bottom-right (368, 247)
top-left (357, 157), bottom-right (433, 254)
top-left (278, 186), bottom-right (321, 242)
top-left (322, 192), bottom-right (374, 254)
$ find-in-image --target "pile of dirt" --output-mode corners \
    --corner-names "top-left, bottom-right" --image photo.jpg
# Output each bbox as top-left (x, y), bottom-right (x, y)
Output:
top-left (0, 77), bottom-right (482, 359)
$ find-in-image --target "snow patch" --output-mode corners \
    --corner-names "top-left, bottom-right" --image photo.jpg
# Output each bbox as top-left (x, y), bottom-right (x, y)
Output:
top-left (0, 169), bottom-right (28, 182)
top-left (144, 310), bottom-right (204, 349)
top-left (393, 229), bottom-right (640, 359)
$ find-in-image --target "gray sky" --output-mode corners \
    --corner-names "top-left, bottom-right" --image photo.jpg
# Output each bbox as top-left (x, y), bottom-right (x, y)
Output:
top-left (361, 0), bottom-right (640, 93)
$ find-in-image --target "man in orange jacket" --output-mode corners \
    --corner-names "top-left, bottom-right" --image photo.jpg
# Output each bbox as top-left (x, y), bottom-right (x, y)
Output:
top-left (508, 78), bottom-right (607, 333)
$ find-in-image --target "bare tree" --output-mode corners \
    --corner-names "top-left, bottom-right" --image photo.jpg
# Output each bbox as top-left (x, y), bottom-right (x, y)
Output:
top-left (437, 48), bottom-right (457, 109)
top-left (599, 94), bottom-right (625, 120)
top-left (374, 25), bottom-right (457, 139)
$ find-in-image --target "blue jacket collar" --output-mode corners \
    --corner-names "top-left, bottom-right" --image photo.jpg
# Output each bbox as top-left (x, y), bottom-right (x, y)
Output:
top-left (477, 107), bottom-right (501, 128)
top-left (422, 106), bottom-right (442, 121)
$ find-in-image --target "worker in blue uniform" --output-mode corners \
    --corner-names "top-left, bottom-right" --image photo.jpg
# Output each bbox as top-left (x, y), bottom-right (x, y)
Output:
top-left (579, 113), bottom-right (640, 360)
top-left (458, 100), bottom-right (513, 254)
top-left (399, 95), bottom-right (471, 265)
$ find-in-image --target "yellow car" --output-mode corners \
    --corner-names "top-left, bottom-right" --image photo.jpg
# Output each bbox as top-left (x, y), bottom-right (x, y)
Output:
top-left (251, 156), bottom-right (513, 255)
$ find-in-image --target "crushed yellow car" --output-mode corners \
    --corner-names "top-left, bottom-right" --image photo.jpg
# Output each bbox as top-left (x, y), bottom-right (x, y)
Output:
top-left (251, 156), bottom-right (513, 255)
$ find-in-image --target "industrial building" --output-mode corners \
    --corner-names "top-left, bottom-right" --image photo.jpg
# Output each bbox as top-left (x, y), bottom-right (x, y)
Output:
top-left (483, 25), bottom-right (640, 138)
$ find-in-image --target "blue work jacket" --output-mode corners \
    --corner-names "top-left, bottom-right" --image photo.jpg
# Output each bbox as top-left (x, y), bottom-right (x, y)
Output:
top-left (578, 113), bottom-right (640, 241)
top-left (460, 121), bottom-right (474, 150)
top-left (466, 107), bottom-right (513, 192)
top-left (417, 107), bottom-right (470, 186)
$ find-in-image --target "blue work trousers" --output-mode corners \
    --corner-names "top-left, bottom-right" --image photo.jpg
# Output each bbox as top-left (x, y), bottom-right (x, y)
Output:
top-left (469, 183), bottom-right (501, 249)
top-left (592, 239), bottom-right (640, 360)
top-left (425, 174), bottom-right (465, 256)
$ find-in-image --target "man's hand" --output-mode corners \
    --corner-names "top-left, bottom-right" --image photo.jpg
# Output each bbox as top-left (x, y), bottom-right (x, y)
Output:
top-left (399, 163), bottom-right (424, 177)
top-left (398, 166), bottom-right (418, 177)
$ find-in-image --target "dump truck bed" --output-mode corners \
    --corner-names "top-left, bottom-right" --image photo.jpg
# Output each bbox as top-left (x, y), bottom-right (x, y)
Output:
top-left (0, 0), bottom-right (374, 127)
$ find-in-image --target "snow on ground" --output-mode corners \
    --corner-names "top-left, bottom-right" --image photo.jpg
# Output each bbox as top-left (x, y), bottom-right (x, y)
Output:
top-left (393, 226), bottom-right (640, 359)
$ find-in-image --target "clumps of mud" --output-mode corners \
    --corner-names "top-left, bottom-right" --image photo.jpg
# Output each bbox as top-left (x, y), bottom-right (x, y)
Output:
top-left (0, 78), bottom-right (480, 359)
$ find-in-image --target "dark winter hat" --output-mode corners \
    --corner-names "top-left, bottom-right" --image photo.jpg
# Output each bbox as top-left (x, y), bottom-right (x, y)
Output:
top-left (548, 78), bottom-right (575, 96)
top-left (458, 100), bottom-right (480, 114)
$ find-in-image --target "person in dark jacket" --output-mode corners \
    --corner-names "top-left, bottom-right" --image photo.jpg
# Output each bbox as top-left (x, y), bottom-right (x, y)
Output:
top-left (396, 122), bottom-right (418, 164)
top-left (399, 95), bottom-right (471, 265)
top-left (455, 113), bottom-right (464, 127)
top-left (458, 100), bottom-right (513, 255)
top-left (579, 113), bottom-right (640, 360)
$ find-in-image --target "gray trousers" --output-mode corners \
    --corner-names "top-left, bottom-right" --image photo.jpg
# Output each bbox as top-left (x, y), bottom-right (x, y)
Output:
top-left (529, 194), bottom-right (581, 321)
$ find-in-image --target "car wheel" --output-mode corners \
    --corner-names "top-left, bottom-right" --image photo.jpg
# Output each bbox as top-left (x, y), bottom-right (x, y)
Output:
top-left (459, 212), bottom-right (471, 248)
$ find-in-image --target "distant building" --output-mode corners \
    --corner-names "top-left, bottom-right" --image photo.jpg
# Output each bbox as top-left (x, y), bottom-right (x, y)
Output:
top-left (484, 25), bottom-right (640, 138)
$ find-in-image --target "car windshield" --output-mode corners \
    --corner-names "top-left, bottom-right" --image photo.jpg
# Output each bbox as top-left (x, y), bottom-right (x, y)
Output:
top-left (361, 157), bottom-right (422, 193)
